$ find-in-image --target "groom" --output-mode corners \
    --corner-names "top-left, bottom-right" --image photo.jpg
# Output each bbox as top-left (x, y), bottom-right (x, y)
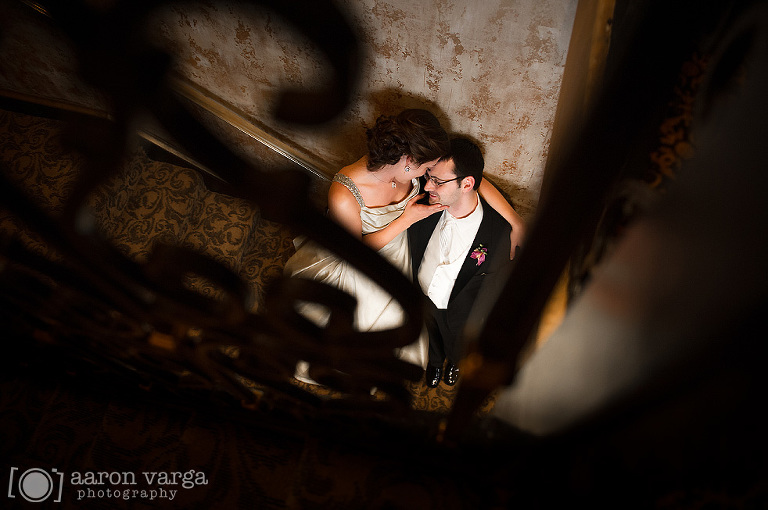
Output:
top-left (408, 137), bottom-right (512, 388)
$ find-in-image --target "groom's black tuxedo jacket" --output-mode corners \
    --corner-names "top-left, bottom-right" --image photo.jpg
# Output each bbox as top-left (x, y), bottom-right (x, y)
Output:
top-left (407, 196), bottom-right (512, 365)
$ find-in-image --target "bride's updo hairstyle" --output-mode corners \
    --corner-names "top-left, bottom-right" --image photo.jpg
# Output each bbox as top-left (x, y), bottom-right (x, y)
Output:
top-left (365, 109), bottom-right (450, 171)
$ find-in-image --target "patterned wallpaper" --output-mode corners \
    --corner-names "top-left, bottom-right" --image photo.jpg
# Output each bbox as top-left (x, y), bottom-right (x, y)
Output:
top-left (0, 0), bottom-right (577, 218)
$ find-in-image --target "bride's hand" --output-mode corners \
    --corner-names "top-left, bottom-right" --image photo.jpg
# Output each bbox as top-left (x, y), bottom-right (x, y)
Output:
top-left (401, 193), bottom-right (447, 226)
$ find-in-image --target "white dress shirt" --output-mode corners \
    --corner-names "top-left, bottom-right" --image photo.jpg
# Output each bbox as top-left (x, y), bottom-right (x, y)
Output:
top-left (418, 197), bottom-right (483, 309)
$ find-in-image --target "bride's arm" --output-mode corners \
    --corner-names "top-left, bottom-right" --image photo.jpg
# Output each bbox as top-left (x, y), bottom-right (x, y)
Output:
top-left (361, 194), bottom-right (446, 250)
top-left (327, 182), bottom-right (364, 240)
top-left (478, 178), bottom-right (527, 259)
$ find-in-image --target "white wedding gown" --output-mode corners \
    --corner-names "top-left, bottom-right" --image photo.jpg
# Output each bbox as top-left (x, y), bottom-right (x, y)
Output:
top-left (283, 173), bottom-right (428, 381)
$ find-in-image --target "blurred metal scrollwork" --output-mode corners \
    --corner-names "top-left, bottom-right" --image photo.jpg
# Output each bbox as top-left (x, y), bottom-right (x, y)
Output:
top-left (0, 0), bottom-right (425, 413)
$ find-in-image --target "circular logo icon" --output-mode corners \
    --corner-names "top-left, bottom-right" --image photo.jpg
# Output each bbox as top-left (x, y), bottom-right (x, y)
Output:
top-left (18, 468), bottom-right (54, 502)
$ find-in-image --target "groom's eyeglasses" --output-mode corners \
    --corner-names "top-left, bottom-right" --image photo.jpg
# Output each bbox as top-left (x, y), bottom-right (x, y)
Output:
top-left (425, 171), bottom-right (459, 187)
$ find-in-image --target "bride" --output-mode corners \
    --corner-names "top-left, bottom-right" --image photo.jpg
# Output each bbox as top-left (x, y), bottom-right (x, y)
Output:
top-left (284, 108), bottom-right (525, 382)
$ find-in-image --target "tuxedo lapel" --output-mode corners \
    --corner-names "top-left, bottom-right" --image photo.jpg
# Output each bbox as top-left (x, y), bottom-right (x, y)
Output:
top-left (449, 217), bottom-right (491, 302)
top-left (448, 197), bottom-right (503, 302)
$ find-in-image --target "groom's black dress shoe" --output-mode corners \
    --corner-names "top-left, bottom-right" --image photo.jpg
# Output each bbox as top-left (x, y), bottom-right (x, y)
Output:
top-left (444, 363), bottom-right (459, 386)
top-left (425, 365), bottom-right (442, 388)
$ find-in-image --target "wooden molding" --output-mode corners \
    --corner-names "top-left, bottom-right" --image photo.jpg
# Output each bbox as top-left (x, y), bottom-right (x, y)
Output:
top-left (0, 79), bottom-right (332, 183)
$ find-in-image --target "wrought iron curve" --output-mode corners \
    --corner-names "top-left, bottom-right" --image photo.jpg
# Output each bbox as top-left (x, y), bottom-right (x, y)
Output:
top-left (1, 0), bottom-right (426, 414)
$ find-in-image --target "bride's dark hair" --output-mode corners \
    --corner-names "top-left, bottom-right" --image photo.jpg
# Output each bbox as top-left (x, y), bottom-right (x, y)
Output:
top-left (365, 109), bottom-right (449, 171)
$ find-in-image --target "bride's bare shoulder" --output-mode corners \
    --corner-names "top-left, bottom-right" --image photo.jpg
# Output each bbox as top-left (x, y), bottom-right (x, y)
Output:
top-left (330, 157), bottom-right (368, 207)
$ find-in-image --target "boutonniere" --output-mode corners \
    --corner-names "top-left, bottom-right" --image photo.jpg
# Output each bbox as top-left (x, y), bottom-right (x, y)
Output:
top-left (470, 244), bottom-right (487, 266)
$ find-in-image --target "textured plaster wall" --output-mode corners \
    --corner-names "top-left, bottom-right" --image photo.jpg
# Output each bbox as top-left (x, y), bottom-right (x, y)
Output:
top-left (0, 0), bottom-right (577, 217)
top-left (151, 0), bottom-right (577, 217)
top-left (0, 1), bottom-right (106, 110)
top-left (346, 0), bottom-right (579, 216)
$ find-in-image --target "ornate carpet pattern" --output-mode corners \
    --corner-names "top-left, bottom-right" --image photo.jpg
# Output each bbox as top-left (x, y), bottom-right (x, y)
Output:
top-left (0, 106), bottom-right (493, 414)
top-left (647, 53), bottom-right (707, 190)
top-left (0, 108), bottom-right (296, 313)
top-left (0, 366), bottom-right (504, 510)
top-left (0, 105), bottom-right (503, 509)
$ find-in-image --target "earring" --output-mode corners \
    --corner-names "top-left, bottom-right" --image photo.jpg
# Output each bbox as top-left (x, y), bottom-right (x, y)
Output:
top-left (405, 166), bottom-right (410, 172)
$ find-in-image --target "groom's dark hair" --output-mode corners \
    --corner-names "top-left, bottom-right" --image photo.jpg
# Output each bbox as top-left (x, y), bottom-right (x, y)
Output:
top-left (445, 137), bottom-right (484, 190)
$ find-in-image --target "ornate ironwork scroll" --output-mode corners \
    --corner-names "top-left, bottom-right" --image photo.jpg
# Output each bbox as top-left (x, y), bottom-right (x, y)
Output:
top-left (6, 0), bottom-right (762, 452)
top-left (1, 0), bottom-right (424, 416)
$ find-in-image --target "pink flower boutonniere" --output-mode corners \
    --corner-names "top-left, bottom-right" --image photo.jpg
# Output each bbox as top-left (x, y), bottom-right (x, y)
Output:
top-left (470, 244), bottom-right (488, 266)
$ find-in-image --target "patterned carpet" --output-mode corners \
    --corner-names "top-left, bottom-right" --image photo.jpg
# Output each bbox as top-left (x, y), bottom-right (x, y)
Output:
top-left (1, 361), bottom-right (516, 510)
top-left (5, 103), bottom-right (764, 509)
top-left (0, 105), bottom-right (494, 411)
top-left (0, 107), bottom-right (296, 314)
top-left (0, 105), bottom-right (507, 509)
